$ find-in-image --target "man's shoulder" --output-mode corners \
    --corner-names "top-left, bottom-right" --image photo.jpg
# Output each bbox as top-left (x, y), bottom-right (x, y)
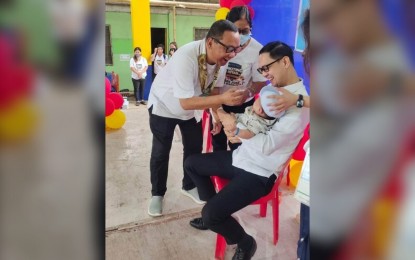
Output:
top-left (176, 40), bottom-right (201, 55)
top-left (247, 38), bottom-right (263, 52)
top-left (168, 41), bottom-right (200, 66)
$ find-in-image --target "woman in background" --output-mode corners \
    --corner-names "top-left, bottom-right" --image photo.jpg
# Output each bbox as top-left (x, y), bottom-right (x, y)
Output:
top-left (130, 47), bottom-right (148, 106)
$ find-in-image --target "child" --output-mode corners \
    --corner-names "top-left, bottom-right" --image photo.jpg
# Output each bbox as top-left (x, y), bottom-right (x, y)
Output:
top-left (218, 85), bottom-right (285, 139)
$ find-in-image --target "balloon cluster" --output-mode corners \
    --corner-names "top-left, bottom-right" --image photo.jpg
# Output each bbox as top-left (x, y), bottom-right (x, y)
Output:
top-left (0, 35), bottom-right (37, 141)
top-left (215, 0), bottom-right (255, 21)
top-left (105, 78), bottom-right (126, 129)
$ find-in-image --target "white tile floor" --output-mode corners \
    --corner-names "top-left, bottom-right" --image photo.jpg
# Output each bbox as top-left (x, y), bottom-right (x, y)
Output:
top-left (106, 102), bottom-right (300, 259)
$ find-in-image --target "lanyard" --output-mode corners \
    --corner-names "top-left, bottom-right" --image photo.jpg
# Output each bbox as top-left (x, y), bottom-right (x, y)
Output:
top-left (198, 42), bottom-right (220, 96)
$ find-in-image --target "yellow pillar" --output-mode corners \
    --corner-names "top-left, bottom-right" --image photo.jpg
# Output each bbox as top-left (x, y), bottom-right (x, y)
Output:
top-left (130, 0), bottom-right (151, 62)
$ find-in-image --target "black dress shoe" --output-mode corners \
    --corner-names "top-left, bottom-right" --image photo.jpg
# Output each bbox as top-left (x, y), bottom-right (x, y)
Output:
top-left (232, 238), bottom-right (257, 260)
top-left (189, 217), bottom-right (208, 230)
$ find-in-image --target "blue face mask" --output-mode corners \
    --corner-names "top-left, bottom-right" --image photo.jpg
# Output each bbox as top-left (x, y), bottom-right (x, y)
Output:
top-left (240, 34), bottom-right (251, 46)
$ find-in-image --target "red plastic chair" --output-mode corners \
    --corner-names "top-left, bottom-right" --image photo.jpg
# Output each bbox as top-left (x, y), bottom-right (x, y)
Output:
top-left (202, 110), bottom-right (213, 153)
top-left (286, 123), bottom-right (310, 186)
top-left (211, 161), bottom-right (289, 260)
top-left (201, 110), bottom-right (297, 259)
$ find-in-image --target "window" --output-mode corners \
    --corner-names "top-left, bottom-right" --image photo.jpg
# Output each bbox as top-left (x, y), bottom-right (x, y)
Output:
top-left (194, 28), bottom-right (210, 41)
top-left (105, 25), bottom-right (113, 66)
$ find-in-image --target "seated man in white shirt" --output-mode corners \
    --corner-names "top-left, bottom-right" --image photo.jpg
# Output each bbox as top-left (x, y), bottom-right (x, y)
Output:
top-left (185, 41), bottom-right (310, 260)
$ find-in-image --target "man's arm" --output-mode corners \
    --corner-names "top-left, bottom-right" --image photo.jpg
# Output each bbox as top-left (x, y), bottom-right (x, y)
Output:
top-left (235, 128), bottom-right (255, 139)
top-left (179, 88), bottom-right (245, 110)
top-left (243, 113), bottom-right (305, 155)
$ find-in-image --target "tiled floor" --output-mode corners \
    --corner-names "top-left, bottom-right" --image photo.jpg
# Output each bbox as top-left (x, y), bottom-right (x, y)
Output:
top-left (106, 102), bottom-right (300, 259)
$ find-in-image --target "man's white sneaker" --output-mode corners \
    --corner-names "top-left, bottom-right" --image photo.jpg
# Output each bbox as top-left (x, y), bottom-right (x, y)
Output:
top-left (181, 188), bottom-right (206, 205)
top-left (148, 196), bottom-right (163, 217)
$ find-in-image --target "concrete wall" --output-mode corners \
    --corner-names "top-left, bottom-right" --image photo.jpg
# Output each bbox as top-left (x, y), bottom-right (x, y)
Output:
top-left (105, 10), bottom-right (215, 95)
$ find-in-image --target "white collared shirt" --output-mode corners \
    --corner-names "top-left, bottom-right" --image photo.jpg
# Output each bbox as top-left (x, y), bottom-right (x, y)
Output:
top-left (148, 40), bottom-right (216, 122)
top-left (232, 80), bottom-right (310, 178)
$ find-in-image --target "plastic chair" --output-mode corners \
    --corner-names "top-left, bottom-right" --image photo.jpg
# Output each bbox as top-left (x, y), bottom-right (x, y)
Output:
top-left (286, 123), bottom-right (310, 186)
top-left (201, 110), bottom-right (305, 259)
top-left (211, 162), bottom-right (289, 260)
top-left (202, 110), bottom-right (213, 153)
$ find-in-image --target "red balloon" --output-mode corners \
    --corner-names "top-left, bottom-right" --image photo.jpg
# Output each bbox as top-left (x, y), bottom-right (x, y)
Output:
top-left (242, 0), bottom-right (252, 4)
top-left (106, 98), bottom-right (115, 117)
top-left (105, 78), bottom-right (111, 95)
top-left (247, 5), bottom-right (255, 19)
top-left (230, 0), bottom-right (246, 9)
top-left (108, 92), bottom-right (124, 109)
top-left (220, 0), bottom-right (233, 8)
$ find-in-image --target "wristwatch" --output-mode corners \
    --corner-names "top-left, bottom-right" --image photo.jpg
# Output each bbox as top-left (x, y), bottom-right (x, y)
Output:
top-left (296, 94), bottom-right (304, 108)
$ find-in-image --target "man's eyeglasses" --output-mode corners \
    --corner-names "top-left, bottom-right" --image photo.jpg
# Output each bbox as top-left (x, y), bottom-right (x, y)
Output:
top-left (212, 38), bottom-right (242, 54)
top-left (257, 57), bottom-right (283, 74)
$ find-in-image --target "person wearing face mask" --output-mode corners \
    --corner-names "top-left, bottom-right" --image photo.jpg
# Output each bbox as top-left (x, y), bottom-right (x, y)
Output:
top-left (146, 20), bottom-right (246, 217)
top-left (210, 6), bottom-right (268, 152)
top-left (130, 47), bottom-right (148, 106)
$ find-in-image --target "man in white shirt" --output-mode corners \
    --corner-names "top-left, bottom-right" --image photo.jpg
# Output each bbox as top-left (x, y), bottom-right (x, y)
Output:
top-left (147, 20), bottom-right (246, 217)
top-left (185, 41), bottom-right (310, 260)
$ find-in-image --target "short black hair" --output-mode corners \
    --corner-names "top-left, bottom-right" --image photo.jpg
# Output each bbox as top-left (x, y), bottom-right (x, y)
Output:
top-left (226, 6), bottom-right (252, 28)
top-left (206, 20), bottom-right (238, 40)
top-left (157, 44), bottom-right (164, 50)
top-left (259, 41), bottom-right (294, 65)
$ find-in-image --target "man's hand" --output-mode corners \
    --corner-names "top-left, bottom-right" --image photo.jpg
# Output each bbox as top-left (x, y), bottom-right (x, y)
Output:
top-left (223, 128), bottom-right (241, 143)
top-left (154, 48), bottom-right (157, 53)
top-left (268, 87), bottom-right (297, 114)
top-left (228, 136), bottom-right (242, 144)
top-left (217, 109), bottom-right (237, 134)
top-left (220, 88), bottom-right (245, 106)
top-left (211, 121), bottom-right (222, 135)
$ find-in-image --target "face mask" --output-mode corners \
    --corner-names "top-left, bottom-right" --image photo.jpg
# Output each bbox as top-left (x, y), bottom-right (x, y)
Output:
top-left (240, 34), bottom-right (251, 46)
top-left (135, 54), bottom-right (141, 58)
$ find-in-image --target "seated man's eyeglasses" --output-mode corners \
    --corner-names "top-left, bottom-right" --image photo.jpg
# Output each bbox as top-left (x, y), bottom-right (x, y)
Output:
top-left (212, 38), bottom-right (242, 54)
top-left (257, 57), bottom-right (283, 74)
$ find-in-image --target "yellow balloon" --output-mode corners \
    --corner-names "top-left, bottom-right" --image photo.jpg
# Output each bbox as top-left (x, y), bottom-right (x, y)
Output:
top-left (106, 109), bottom-right (126, 129)
top-left (0, 99), bottom-right (39, 141)
top-left (215, 7), bottom-right (230, 21)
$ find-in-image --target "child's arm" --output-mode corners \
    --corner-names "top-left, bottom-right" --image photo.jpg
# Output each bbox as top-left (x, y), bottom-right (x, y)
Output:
top-left (217, 107), bottom-right (237, 134)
